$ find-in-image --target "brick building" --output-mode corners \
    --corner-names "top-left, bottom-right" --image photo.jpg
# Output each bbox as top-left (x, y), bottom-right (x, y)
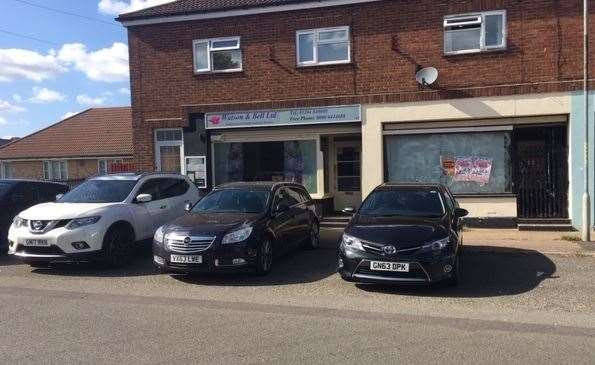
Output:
top-left (117, 0), bottom-right (595, 229)
top-left (0, 107), bottom-right (134, 183)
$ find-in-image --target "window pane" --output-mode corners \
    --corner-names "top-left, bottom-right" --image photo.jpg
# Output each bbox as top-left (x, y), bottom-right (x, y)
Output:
top-left (298, 33), bottom-right (314, 63)
top-left (194, 41), bottom-right (209, 71)
top-left (212, 49), bottom-right (242, 71)
top-left (99, 160), bottom-right (107, 174)
top-left (338, 177), bottom-right (360, 192)
top-left (211, 39), bottom-right (238, 49)
top-left (159, 145), bottom-right (181, 173)
top-left (51, 161), bottom-right (60, 180)
top-left (60, 161), bottom-right (68, 180)
top-left (445, 27), bottom-right (481, 53)
top-left (319, 29), bottom-right (348, 42)
top-left (317, 42), bottom-right (349, 62)
top-left (485, 14), bottom-right (504, 47)
top-left (43, 161), bottom-right (50, 180)
top-left (385, 132), bottom-right (512, 194)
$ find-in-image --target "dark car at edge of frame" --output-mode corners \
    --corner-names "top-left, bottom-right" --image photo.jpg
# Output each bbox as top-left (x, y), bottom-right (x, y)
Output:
top-left (338, 183), bottom-right (468, 286)
top-left (153, 182), bottom-right (320, 275)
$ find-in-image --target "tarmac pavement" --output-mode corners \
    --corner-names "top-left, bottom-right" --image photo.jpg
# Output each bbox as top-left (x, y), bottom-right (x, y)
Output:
top-left (0, 229), bottom-right (594, 364)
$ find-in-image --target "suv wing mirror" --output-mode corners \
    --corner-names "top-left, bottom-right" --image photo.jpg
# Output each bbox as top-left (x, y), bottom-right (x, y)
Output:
top-left (184, 201), bottom-right (193, 212)
top-left (136, 193), bottom-right (153, 203)
top-left (342, 207), bottom-right (356, 215)
top-left (55, 193), bottom-right (64, 201)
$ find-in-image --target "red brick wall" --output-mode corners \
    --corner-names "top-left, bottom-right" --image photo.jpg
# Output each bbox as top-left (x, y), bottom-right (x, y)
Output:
top-left (127, 0), bottom-right (595, 171)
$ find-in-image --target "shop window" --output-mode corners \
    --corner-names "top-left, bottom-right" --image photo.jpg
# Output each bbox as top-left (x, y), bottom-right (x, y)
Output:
top-left (444, 10), bottom-right (506, 55)
top-left (214, 140), bottom-right (318, 194)
top-left (385, 131), bottom-right (512, 194)
top-left (296, 27), bottom-right (350, 66)
top-left (98, 159), bottom-right (123, 174)
top-left (43, 160), bottom-right (68, 181)
top-left (193, 37), bottom-right (242, 73)
top-left (0, 162), bottom-right (12, 179)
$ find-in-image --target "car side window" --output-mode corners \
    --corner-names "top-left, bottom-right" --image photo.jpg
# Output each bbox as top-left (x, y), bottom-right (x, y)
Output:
top-left (160, 178), bottom-right (190, 199)
top-left (283, 188), bottom-right (300, 206)
top-left (137, 179), bottom-right (162, 201)
top-left (442, 190), bottom-right (454, 212)
top-left (287, 187), bottom-right (306, 204)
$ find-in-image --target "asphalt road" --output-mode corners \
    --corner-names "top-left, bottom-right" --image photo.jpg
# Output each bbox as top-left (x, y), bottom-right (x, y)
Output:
top-left (1, 230), bottom-right (594, 364)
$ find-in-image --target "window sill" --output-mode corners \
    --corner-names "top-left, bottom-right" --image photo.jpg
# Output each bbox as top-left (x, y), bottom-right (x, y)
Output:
top-left (454, 193), bottom-right (516, 198)
top-left (194, 69), bottom-right (244, 76)
top-left (296, 61), bottom-right (352, 69)
top-left (444, 48), bottom-right (507, 56)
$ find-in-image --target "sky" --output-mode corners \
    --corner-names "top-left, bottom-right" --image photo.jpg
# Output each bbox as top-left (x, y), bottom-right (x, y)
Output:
top-left (0, 0), bottom-right (175, 139)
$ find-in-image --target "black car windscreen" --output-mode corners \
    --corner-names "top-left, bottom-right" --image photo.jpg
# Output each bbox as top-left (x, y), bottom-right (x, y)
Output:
top-left (359, 189), bottom-right (445, 217)
top-left (193, 189), bottom-right (270, 214)
top-left (59, 180), bottom-right (137, 203)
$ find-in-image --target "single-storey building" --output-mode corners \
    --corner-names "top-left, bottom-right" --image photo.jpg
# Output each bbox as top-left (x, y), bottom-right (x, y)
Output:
top-left (117, 0), bottom-right (594, 230)
top-left (0, 107), bottom-right (134, 183)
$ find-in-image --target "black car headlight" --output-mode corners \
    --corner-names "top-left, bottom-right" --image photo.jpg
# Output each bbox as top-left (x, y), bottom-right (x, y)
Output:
top-left (422, 237), bottom-right (450, 251)
top-left (153, 225), bottom-right (165, 245)
top-left (341, 233), bottom-right (365, 251)
top-left (222, 227), bottom-right (253, 244)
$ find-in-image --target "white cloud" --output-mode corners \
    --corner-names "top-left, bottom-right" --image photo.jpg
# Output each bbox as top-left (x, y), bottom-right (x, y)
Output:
top-left (58, 42), bottom-right (129, 83)
top-left (76, 94), bottom-right (107, 106)
top-left (0, 99), bottom-right (26, 113)
top-left (0, 117), bottom-right (6, 125)
top-left (0, 48), bottom-right (66, 82)
top-left (118, 87), bottom-right (130, 95)
top-left (29, 87), bottom-right (66, 104)
top-left (98, 0), bottom-right (175, 15)
top-left (12, 94), bottom-right (22, 103)
top-left (61, 111), bottom-right (80, 119)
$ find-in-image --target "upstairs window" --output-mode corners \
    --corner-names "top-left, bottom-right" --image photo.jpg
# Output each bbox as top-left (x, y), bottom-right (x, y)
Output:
top-left (444, 10), bottom-right (506, 55)
top-left (296, 26), bottom-right (350, 66)
top-left (193, 37), bottom-right (242, 73)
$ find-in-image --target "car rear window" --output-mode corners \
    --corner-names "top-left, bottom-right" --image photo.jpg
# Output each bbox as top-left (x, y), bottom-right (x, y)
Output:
top-left (359, 189), bottom-right (445, 217)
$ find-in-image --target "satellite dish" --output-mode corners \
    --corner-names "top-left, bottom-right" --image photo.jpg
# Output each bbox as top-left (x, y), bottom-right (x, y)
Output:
top-left (415, 67), bottom-right (439, 87)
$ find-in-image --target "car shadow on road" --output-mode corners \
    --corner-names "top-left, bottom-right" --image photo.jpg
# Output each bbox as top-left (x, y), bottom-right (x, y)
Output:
top-left (0, 253), bottom-right (22, 266)
top-left (175, 246), bottom-right (339, 286)
top-left (356, 246), bottom-right (557, 298)
top-left (27, 244), bottom-right (159, 278)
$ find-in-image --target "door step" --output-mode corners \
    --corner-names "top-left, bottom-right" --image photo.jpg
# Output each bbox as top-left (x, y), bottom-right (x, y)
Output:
top-left (320, 215), bottom-right (351, 229)
top-left (517, 218), bottom-right (575, 231)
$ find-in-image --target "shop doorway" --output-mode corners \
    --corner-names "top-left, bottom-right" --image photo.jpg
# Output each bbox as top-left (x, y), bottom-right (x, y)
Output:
top-left (334, 141), bottom-right (361, 210)
top-left (513, 125), bottom-right (568, 218)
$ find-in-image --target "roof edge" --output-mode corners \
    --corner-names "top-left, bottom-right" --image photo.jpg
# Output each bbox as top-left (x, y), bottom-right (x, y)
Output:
top-left (117, 0), bottom-right (383, 27)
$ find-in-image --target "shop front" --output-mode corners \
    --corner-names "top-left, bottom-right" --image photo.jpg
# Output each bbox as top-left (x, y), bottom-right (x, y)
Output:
top-left (202, 104), bottom-right (362, 213)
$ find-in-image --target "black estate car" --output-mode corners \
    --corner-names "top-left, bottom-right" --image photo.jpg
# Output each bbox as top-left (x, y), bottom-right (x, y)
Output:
top-left (153, 182), bottom-right (320, 275)
top-left (0, 179), bottom-right (68, 254)
top-left (338, 183), bottom-right (468, 286)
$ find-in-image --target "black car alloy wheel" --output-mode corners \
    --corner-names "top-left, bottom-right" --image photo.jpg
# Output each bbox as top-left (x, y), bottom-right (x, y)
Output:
top-left (101, 227), bottom-right (131, 268)
top-left (256, 239), bottom-right (273, 275)
top-left (305, 222), bottom-right (319, 250)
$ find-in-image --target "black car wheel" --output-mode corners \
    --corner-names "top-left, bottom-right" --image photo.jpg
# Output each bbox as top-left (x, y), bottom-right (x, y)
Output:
top-left (442, 256), bottom-right (460, 287)
top-left (304, 221), bottom-right (319, 250)
top-left (255, 238), bottom-right (273, 276)
top-left (100, 226), bottom-right (132, 268)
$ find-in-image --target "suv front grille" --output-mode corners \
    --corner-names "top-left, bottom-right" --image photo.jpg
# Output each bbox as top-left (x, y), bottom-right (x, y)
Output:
top-left (166, 235), bottom-right (216, 253)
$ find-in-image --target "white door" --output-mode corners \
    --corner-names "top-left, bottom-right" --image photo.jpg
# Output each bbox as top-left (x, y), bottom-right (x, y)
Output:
top-left (334, 142), bottom-right (362, 211)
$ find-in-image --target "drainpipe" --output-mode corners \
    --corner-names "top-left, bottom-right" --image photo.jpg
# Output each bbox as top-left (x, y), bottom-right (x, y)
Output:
top-left (582, 0), bottom-right (591, 242)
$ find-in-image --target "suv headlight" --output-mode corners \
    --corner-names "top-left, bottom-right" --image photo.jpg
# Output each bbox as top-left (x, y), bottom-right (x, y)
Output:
top-left (422, 237), bottom-right (450, 251)
top-left (13, 216), bottom-right (28, 228)
top-left (342, 233), bottom-right (364, 251)
top-left (154, 226), bottom-right (165, 245)
top-left (222, 227), bottom-right (253, 244)
top-left (66, 216), bottom-right (101, 229)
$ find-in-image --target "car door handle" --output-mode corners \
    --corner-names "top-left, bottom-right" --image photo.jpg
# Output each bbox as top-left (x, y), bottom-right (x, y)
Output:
top-left (160, 205), bottom-right (167, 209)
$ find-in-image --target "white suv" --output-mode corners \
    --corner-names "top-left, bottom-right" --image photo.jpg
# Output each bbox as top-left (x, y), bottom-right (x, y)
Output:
top-left (8, 173), bottom-right (199, 267)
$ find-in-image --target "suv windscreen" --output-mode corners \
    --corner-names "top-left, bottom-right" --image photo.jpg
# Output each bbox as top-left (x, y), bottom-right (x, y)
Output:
top-left (59, 180), bottom-right (137, 203)
top-left (359, 189), bottom-right (445, 217)
top-left (193, 189), bottom-right (270, 214)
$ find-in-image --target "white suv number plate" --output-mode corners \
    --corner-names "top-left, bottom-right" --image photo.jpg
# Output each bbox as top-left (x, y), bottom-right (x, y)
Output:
top-left (24, 239), bottom-right (50, 247)
top-left (370, 261), bottom-right (409, 272)
top-left (170, 255), bottom-right (202, 264)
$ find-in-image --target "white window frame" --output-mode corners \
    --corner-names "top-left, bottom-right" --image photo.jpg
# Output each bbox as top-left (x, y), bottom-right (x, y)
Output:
top-left (42, 160), bottom-right (68, 180)
top-left (154, 128), bottom-right (185, 174)
top-left (0, 161), bottom-right (11, 179)
top-left (296, 26), bottom-right (351, 67)
top-left (98, 159), bottom-right (124, 174)
top-left (193, 36), bottom-right (243, 74)
top-left (443, 10), bottom-right (507, 55)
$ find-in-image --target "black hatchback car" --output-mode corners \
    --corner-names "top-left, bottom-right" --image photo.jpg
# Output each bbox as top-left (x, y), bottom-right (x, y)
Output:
top-left (338, 183), bottom-right (468, 286)
top-left (153, 182), bottom-right (320, 275)
top-left (0, 179), bottom-right (68, 254)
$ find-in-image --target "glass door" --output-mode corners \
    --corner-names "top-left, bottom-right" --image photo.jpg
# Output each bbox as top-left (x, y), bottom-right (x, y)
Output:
top-left (155, 128), bottom-right (184, 174)
top-left (334, 142), bottom-right (361, 211)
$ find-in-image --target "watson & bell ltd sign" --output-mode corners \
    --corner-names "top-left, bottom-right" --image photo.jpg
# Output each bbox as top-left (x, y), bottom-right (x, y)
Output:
top-left (205, 105), bottom-right (361, 129)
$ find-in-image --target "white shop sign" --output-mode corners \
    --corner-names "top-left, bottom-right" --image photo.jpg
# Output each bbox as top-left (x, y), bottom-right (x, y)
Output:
top-left (205, 105), bottom-right (361, 129)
